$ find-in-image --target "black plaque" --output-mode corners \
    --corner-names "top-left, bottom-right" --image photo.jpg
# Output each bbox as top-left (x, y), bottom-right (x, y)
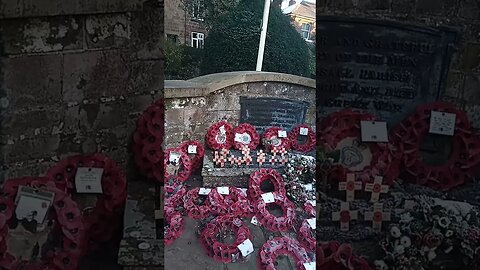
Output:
top-left (317, 16), bottom-right (458, 126)
top-left (239, 97), bottom-right (309, 133)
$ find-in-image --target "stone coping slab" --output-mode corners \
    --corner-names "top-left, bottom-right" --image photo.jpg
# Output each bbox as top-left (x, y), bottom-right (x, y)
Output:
top-left (164, 71), bottom-right (316, 99)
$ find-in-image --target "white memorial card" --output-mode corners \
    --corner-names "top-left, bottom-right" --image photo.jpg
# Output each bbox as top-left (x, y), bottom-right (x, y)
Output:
top-left (299, 127), bottom-right (309, 135)
top-left (261, 192), bottom-right (275, 203)
top-left (187, 145), bottom-right (197, 154)
top-left (278, 130), bottom-right (287, 138)
top-left (306, 218), bottom-right (316, 229)
top-left (237, 239), bottom-right (254, 257)
top-left (15, 186), bottom-right (55, 224)
top-left (217, 187), bottom-right (229, 195)
top-left (251, 216), bottom-right (259, 225)
top-left (198, 188), bottom-right (211, 195)
top-left (429, 111), bottom-right (456, 136)
top-left (360, 121), bottom-right (389, 142)
top-left (169, 152), bottom-right (181, 163)
top-left (240, 188), bottom-right (247, 196)
top-left (304, 183), bottom-right (313, 191)
top-left (234, 133), bottom-right (243, 142)
top-left (303, 262), bottom-right (316, 270)
top-left (308, 200), bottom-right (316, 206)
top-left (75, 167), bottom-right (104, 194)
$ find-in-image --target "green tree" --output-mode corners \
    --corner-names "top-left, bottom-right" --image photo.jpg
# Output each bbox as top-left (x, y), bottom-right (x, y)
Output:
top-left (200, 0), bottom-right (311, 77)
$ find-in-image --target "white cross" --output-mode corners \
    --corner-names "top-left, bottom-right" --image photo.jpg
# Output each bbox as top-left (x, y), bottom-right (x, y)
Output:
top-left (365, 176), bottom-right (389, 202)
top-left (228, 155), bottom-right (236, 165)
top-left (220, 148), bottom-right (229, 158)
top-left (257, 150), bottom-right (266, 166)
top-left (270, 155), bottom-right (276, 165)
top-left (241, 146), bottom-right (250, 156)
top-left (365, 203), bottom-right (391, 232)
top-left (332, 202), bottom-right (358, 232)
top-left (279, 155), bottom-right (287, 165)
top-left (338, 173), bottom-right (362, 202)
top-left (213, 151), bottom-right (220, 166)
top-left (244, 155), bottom-right (252, 165)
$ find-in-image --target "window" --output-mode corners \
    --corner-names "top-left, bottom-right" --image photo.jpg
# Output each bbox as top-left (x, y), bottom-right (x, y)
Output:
top-left (301, 23), bottom-right (312, 40)
top-left (191, 0), bottom-right (205, 21)
top-left (191, 32), bottom-right (204, 48)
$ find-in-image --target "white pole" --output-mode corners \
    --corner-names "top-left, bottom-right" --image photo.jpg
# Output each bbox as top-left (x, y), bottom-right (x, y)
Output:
top-left (256, 0), bottom-right (271, 71)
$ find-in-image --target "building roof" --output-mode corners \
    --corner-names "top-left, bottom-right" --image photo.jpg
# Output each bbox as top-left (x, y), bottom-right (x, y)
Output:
top-left (282, 0), bottom-right (315, 20)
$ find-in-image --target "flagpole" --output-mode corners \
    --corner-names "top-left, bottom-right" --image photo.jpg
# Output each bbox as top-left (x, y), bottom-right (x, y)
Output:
top-left (256, 0), bottom-right (271, 71)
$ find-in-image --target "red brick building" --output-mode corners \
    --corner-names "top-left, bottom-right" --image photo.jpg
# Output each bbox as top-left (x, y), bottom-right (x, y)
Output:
top-left (164, 0), bottom-right (208, 48)
top-left (282, 0), bottom-right (316, 44)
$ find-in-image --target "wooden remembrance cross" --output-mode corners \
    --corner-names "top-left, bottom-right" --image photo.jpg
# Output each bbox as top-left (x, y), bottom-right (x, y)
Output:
top-left (332, 202), bottom-right (358, 232)
top-left (365, 176), bottom-right (389, 202)
top-left (365, 202), bottom-right (391, 232)
top-left (338, 173), bottom-right (362, 202)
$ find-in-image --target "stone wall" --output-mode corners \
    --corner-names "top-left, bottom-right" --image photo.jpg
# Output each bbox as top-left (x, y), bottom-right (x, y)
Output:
top-left (0, 0), bottom-right (164, 182)
top-left (318, 0), bottom-right (480, 129)
top-left (164, 71), bottom-right (316, 149)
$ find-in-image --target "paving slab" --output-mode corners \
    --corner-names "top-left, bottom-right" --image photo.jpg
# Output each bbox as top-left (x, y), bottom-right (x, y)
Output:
top-left (165, 217), bottom-right (224, 270)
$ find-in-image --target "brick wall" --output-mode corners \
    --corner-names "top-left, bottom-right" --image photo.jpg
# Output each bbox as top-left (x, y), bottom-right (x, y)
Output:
top-left (0, 0), bottom-right (163, 182)
top-left (164, 0), bottom-right (207, 46)
top-left (164, 72), bottom-right (316, 149)
top-left (318, 0), bottom-right (480, 129)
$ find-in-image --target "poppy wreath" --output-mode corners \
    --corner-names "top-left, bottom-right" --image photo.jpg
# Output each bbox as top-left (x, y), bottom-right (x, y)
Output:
top-left (317, 241), bottom-right (372, 270)
top-left (233, 123), bottom-right (260, 150)
top-left (165, 186), bottom-right (186, 211)
top-left (179, 140), bottom-right (205, 172)
top-left (258, 237), bottom-right (312, 270)
top-left (208, 187), bottom-right (254, 218)
top-left (205, 121), bottom-right (234, 150)
top-left (183, 187), bottom-right (212, 219)
top-left (391, 102), bottom-right (480, 190)
top-left (199, 215), bottom-right (253, 263)
top-left (247, 168), bottom-right (286, 201)
top-left (254, 192), bottom-right (296, 232)
top-left (132, 99), bottom-right (164, 182)
top-left (288, 124), bottom-right (316, 153)
top-left (45, 154), bottom-right (127, 251)
top-left (164, 205), bottom-right (184, 246)
top-left (262, 126), bottom-right (292, 151)
top-left (297, 220), bottom-right (315, 252)
top-left (0, 177), bottom-right (85, 270)
top-left (303, 201), bottom-right (316, 218)
top-left (317, 109), bottom-right (400, 185)
top-left (163, 148), bottom-right (193, 183)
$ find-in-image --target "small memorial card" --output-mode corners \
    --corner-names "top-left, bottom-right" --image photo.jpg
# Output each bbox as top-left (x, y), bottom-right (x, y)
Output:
top-left (306, 218), bottom-right (316, 229)
top-left (234, 133), bottom-right (243, 142)
top-left (251, 216), bottom-right (259, 225)
top-left (303, 262), bottom-right (316, 270)
top-left (187, 145), bottom-right (197, 154)
top-left (299, 127), bottom-right (309, 136)
top-left (278, 130), bottom-right (287, 138)
top-left (169, 152), bottom-right (181, 164)
top-left (15, 186), bottom-right (55, 224)
top-left (240, 188), bottom-right (247, 196)
top-left (429, 111), bottom-right (456, 136)
top-left (308, 200), bottom-right (316, 206)
top-left (198, 188), bottom-right (211, 195)
top-left (237, 239), bottom-right (254, 257)
top-left (261, 192), bottom-right (275, 203)
top-left (304, 183), bottom-right (313, 191)
top-left (75, 167), bottom-right (104, 194)
top-left (217, 187), bottom-right (229, 195)
top-left (219, 125), bottom-right (226, 133)
top-left (360, 121), bottom-right (388, 142)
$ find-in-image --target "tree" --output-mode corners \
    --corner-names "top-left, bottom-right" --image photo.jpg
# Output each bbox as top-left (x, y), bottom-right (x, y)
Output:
top-left (200, 0), bottom-right (311, 77)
